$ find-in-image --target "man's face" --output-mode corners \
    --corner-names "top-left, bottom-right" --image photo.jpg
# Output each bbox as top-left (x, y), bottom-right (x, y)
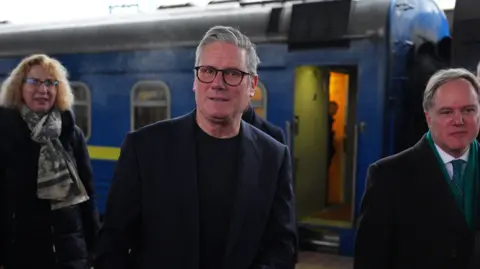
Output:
top-left (425, 78), bottom-right (480, 157)
top-left (194, 41), bottom-right (258, 122)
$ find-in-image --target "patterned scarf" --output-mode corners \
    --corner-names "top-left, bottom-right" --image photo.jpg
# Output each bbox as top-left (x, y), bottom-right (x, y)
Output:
top-left (20, 105), bottom-right (89, 210)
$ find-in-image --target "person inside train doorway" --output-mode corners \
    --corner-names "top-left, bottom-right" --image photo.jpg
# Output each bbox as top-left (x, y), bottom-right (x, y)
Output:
top-left (95, 25), bottom-right (298, 269)
top-left (0, 54), bottom-right (101, 269)
top-left (354, 68), bottom-right (480, 269)
top-left (242, 104), bottom-right (286, 144)
top-left (328, 101), bottom-right (338, 169)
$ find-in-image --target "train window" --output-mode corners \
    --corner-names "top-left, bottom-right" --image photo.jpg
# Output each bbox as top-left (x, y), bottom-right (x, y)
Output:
top-left (252, 82), bottom-right (268, 119)
top-left (131, 80), bottom-right (171, 130)
top-left (70, 82), bottom-right (92, 141)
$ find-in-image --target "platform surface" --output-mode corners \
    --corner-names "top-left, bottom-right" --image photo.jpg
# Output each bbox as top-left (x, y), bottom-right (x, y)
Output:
top-left (296, 252), bottom-right (353, 269)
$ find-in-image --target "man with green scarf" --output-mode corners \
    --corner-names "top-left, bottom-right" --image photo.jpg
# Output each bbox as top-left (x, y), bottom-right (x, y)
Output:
top-left (354, 68), bottom-right (480, 269)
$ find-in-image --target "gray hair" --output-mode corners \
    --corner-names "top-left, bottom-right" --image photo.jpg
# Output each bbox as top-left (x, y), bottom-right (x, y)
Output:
top-left (477, 61), bottom-right (480, 77)
top-left (195, 25), bottom-right (261, 75)
top-left (423, 68), bottom-right (480, 111)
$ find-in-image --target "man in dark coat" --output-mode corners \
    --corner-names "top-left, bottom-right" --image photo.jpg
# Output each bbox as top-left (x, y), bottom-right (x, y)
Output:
top-left (354, 68), bottom-right (480, 269)
top-left (95, 25), bottom-right (297, 269)
top-left (242, 105), bottom-right (286, 144)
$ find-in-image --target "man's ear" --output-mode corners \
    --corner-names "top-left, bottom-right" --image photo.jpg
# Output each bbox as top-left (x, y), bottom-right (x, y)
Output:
top-left (249, 75), bottom-right (258, 97)
top-left (425, 110), bottom-right (432, 128)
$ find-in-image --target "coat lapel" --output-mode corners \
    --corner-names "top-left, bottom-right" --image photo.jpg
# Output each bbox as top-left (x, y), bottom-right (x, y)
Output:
top-left (466, 142), bottom-right (480, 268)
top-left (224, 121), bottom-right (261, 261)
top-left (167, 110), bottom-right (200, 265)
top-left (414, 135), bottom-right (480, 267)
top-left (476, 151), bottom-right (480, 230)
top-left (168, 110), bottom-right (198, 201)
top-left (414, 135), bottom-right (470, 231)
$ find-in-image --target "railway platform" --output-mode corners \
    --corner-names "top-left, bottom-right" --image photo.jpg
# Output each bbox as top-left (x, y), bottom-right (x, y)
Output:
top-left (296, 251), bottom-right (353, 269)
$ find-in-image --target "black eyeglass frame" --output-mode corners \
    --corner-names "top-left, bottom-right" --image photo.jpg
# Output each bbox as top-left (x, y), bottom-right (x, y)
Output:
top-left (194, 65), bottom-right (251, 86)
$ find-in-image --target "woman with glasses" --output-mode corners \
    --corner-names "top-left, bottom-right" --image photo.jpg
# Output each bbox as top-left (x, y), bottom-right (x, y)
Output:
top-left (0, 54), bottom-right (100, 269)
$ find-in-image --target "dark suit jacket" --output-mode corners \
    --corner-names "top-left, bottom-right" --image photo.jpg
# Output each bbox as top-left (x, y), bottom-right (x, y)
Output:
top-left (242, 106), bottom-right (286, 145)
top-left (95, 110), bottom-right (297, 269)
top-left (354, 135), bottom-right (480, 269)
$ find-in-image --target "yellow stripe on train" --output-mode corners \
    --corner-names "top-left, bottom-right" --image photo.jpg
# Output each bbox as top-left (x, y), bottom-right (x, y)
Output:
top-left (87, 145), bottom-right (121, 161)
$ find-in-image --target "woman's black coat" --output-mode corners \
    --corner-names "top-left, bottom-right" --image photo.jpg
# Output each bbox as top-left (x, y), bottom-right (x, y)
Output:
top-left (0, 107), bottom-right (101, 269)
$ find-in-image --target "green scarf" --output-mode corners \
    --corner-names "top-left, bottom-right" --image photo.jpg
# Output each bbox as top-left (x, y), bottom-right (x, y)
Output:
top-left (426, 131), bottom-right (478, 229)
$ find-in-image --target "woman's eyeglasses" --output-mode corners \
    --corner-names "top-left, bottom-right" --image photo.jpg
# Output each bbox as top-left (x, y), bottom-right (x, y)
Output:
top-left (24, 78), bottom-right (59, 88)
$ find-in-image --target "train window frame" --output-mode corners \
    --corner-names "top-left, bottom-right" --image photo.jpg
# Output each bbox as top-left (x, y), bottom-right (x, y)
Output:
top-left (251, 81), bottom-right (268, 120)
top-left (130, 80), bottom-right (171, 131)
top-left (70, 81), bottom-right (92, 141)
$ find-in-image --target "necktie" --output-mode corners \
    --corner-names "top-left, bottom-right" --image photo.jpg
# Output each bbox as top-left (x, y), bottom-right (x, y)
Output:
top-left (451, 159), bottom-right (466, 201)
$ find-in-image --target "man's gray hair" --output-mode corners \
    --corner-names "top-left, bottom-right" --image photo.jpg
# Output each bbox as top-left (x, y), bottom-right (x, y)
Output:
top-left (195, 25), bottom-right (261, 75)
top-left (423, 68), bottom-right (480, 111)
top-left (477, 60), bottom-right (480, 77)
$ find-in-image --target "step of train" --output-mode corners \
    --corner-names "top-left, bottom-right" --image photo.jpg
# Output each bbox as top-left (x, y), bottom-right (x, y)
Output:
top-left (298, 225), bottom-right (341, 255)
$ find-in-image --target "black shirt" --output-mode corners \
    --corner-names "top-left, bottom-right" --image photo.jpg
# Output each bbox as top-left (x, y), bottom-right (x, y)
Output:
top-left (196, 124), bottom-right (240, 269)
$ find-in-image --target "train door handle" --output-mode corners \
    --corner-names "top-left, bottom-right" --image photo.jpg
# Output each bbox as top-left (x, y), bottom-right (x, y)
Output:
top-left (350, 120), bottom-right (365, 224)
top-left (285, 120), bottom-right (292, 150)
top-left (293, 157), bottom-right (299, 179)
top-left (358, 121), bottom-right (366, 133)
top-left (294, 115), bottom-right (300, 135)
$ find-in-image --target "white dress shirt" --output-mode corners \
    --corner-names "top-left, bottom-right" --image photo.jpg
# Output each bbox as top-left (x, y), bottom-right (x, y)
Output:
top-left (434, 143), bottom-right (469, 180)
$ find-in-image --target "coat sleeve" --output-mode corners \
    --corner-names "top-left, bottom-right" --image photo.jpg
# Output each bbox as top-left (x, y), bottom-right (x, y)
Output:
top-left (0, 144), bottom-right (4, 266)
top-left (250, 146), bottom-right (298, 269)
top-left (95, 132), bottom-right (142, 269)
top-left (72, 126), bottom-right (101, 255)
top-left (353, 163), bottom-right (395, 269)
top-left (0, 163), bottom-right (4, 266)
top-left (0, 109), bottom-right (10, 266)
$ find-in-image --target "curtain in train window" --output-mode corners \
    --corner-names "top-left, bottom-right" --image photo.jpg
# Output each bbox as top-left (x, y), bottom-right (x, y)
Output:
top-left (131, 81), bottom-right (171, 130)
top-left (70, 82), bottom-right (92, 140)
top-left (252, 82), bottom-right (267, 119)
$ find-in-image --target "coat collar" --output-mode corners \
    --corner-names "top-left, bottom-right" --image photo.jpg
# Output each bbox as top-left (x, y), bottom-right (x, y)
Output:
top-left (242, 105), bottom-right (256, 124)
top-left (412, 134), bottom-right (480, 231)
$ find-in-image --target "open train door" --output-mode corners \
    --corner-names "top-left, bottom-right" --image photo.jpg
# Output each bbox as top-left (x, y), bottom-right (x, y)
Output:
top-left (451, 0), bottom-right (480, 71)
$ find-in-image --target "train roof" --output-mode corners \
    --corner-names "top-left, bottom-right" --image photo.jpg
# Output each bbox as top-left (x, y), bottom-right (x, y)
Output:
top-left (0, 0), bottom-right (390, 57)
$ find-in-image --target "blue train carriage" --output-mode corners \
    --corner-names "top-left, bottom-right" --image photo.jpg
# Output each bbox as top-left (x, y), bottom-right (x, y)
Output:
top-left (0, 0), bottom-right (452, 256)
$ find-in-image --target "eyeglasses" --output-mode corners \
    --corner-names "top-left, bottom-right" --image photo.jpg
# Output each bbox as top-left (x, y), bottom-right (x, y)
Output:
top-left (194, 66), bottom-right (250, 86)
top-left (24, 78), bottom-right (59, 88)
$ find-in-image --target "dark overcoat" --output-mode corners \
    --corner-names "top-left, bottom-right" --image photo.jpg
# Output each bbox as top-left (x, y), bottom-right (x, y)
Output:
top-left (0, 107), bottom-right (101, 269)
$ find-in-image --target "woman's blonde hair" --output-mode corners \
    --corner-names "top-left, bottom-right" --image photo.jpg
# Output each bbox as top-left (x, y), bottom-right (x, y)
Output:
top-left (0, 54), bottom-right (74, 111)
